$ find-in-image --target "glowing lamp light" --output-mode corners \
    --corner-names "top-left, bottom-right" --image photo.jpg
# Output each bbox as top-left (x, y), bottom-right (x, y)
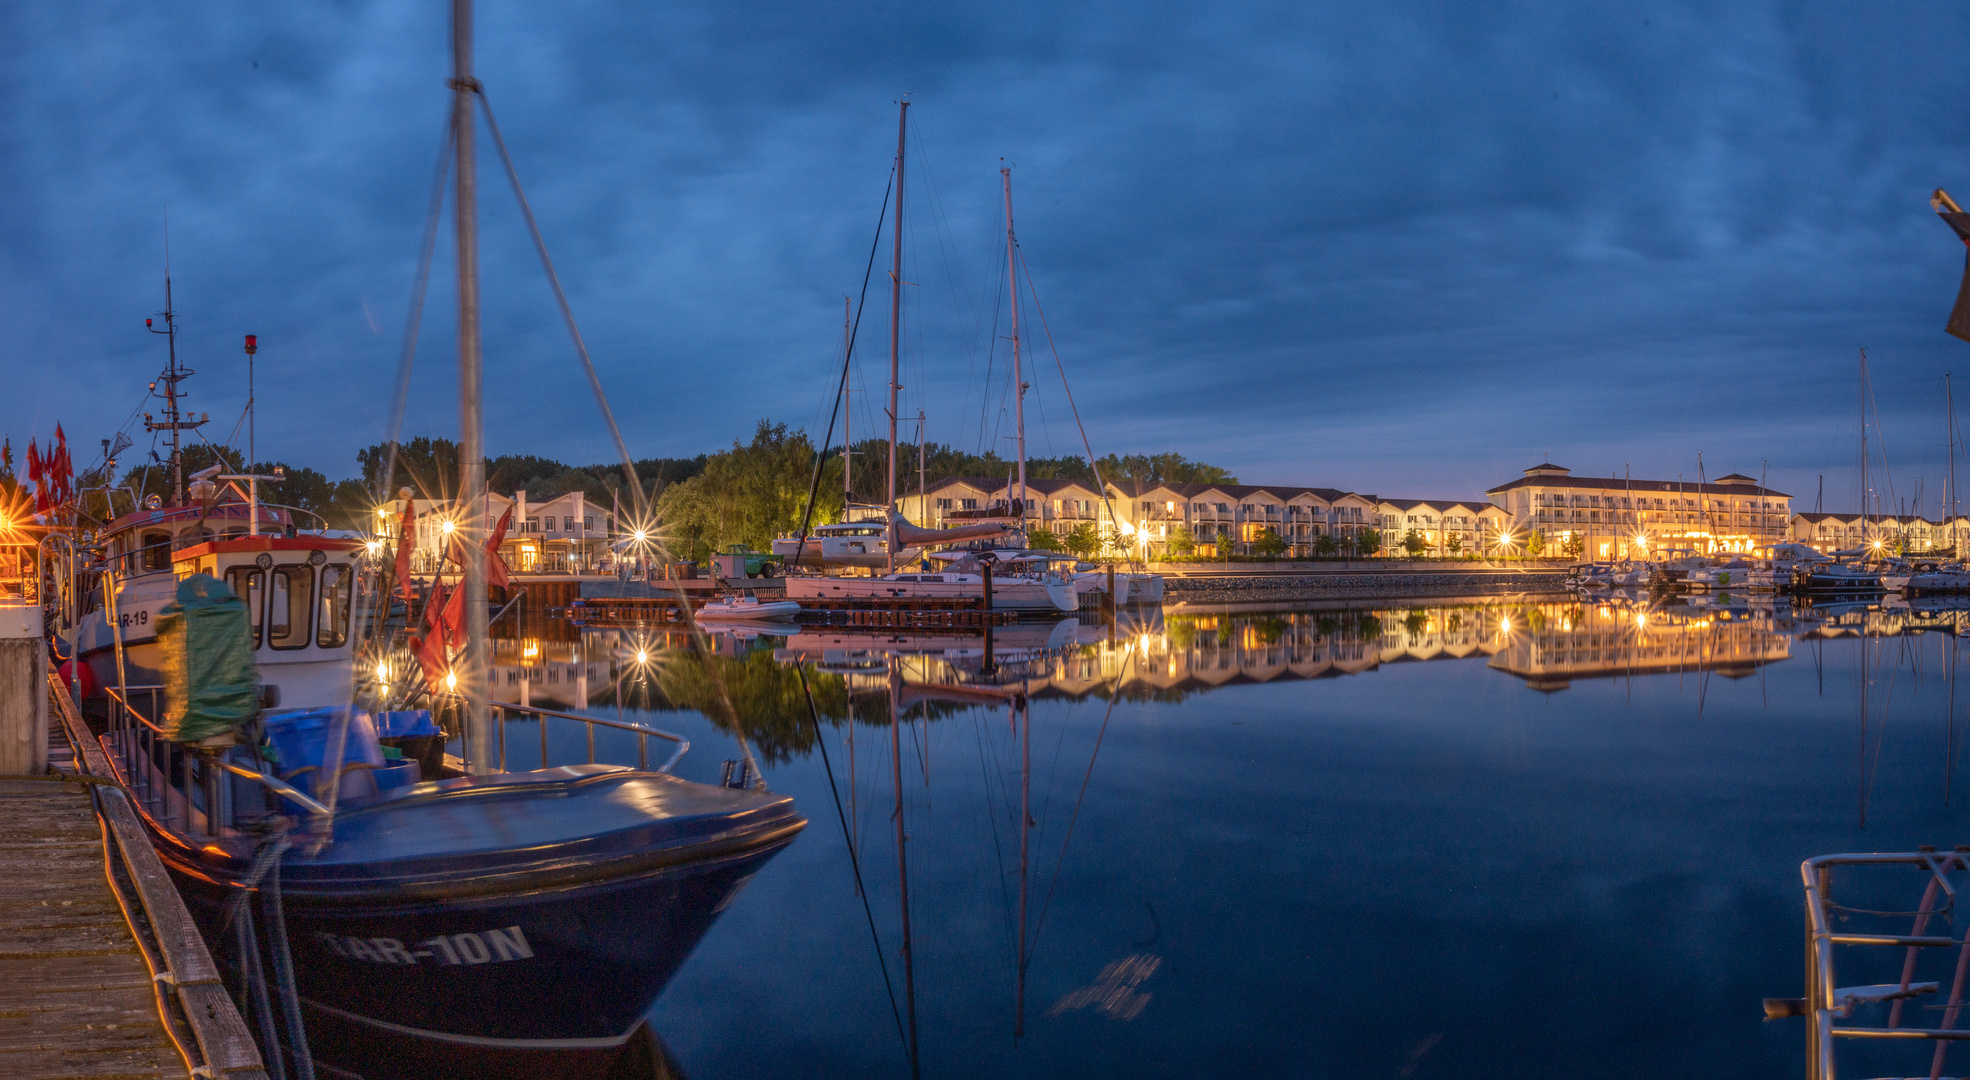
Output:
top-left (632, 530), bottom-right (648, 543)
top-left (365, 540), bottom-right (382, 555)
top-left (441, 519), bottom-right (456, 534)
top-left (1499, 616), bottom-right (1512, 633)
top-left (636, 650), bottom-right (649, 664)
top-left (444, 671), bottom-right (457, 690)
top-left (377, 662), bottom-right (391, 681)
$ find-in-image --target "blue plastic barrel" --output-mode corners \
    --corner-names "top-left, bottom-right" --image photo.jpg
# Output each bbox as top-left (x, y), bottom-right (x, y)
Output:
top-left (373, 710), bottom-right (439, 738)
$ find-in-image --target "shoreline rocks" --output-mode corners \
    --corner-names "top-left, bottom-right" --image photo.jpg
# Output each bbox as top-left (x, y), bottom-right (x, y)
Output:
top-left (1164, 571), bottom-right (1568, 603)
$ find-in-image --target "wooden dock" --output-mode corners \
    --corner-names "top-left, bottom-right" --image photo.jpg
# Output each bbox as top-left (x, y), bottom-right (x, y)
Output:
top-left (0, 675), bottom-right (266, 1080)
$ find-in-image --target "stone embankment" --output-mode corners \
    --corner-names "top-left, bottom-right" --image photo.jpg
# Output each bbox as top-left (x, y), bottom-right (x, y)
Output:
top-left (1165, 570), bottom-right (1568, 603)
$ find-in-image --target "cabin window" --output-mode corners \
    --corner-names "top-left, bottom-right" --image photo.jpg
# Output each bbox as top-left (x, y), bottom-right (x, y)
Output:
top-left (141, 532), bottom-right (171, 572)
top-left (224, 569), bottom-right (265, 648)
top-left (267, 565), bottom-right (314, 650)
top-left (317, 564), bottom-right (352, 649)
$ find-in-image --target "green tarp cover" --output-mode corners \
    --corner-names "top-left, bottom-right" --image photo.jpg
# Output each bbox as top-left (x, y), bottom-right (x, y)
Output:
top-left (158, 573), bottom-right (261, 742)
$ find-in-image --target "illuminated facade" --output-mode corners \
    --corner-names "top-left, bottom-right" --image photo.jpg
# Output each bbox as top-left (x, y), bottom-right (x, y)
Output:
top-left (1486, 463), bottom-right (1791, 559)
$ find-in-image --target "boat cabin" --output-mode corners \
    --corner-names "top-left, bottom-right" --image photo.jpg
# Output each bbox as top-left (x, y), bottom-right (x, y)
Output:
top-left (101, 501), bottom-right (293, 576)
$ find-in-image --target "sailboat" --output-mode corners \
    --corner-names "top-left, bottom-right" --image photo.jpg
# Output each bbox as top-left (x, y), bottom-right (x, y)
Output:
top-left (81, 6), bottom-right (805, 1074)
top-left (780, 102), bottom-right (1076, 613)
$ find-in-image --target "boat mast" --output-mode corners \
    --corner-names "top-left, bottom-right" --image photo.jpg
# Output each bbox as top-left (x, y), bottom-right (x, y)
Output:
top-left (1003, 164), bottom-right (1028, 525)
top-left (1950, 373), bottom-right (1960, 557)
top-left (842, 297), bottom-right (854, 511)
top-left (453, 0), bottom-right (491, 770)
top-left (143, 238), bottom-right (205, 507)
top-left (1861, 349), bottom-right (1870, 553)
top-left (886, 99), bottom-right (907, 574)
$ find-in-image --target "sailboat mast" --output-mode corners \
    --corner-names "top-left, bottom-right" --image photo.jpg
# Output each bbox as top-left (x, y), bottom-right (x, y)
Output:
top-left (1861, 349), bottom-right (1870, 552)
top-left (842, 297), bottom-right (853, 509)
top-left (886, 100), bottom-right (907, 574)
top-left (1003, 165), bottom-right (1028, 520)
top-left (453, 0), bottom-right (491, 770)
top-left (1950, 374), bottom-right (1960, 556)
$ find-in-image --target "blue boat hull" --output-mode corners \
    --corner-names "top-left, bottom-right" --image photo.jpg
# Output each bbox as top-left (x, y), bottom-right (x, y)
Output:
top-left (134, 763), bottom-right (804, 1060)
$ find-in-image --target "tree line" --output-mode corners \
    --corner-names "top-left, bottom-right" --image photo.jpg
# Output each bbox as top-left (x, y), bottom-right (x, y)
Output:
top-left (16, 418), bottom-right (1234, 564)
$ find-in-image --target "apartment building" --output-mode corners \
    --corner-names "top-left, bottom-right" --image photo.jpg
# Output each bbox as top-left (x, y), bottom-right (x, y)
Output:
top-left (1376, 499), bottom-right (1513, 556)
top-left (1789, 512), bottom-right (1969, 553)
top-left (392, 489), bottom-right (617, 575)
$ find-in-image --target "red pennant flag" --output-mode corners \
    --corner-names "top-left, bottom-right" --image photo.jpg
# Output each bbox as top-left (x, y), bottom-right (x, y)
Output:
top-left (26, 440), bottom-right (44, 513)
top-left (410, 632), bottom-right (450, 689)
top-left (422, 578), bottom-right (448, 635)
top-left (393, 502), bottom-right (417, 600)
top-left (485, 503), bottom-right (513, 591)
top-left (440, 580), bottom-right (467, 648)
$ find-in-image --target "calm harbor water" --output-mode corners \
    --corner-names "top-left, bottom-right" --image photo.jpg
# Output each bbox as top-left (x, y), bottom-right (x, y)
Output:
top-left (434, 593), bottom-right (1970, 1078)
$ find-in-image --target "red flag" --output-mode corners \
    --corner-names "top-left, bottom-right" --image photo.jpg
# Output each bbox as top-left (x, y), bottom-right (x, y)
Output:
top-left (410, 632), bottom-right (450, 689)
top-left (51, 425), bottom-right (71, 506)
top-left (485, 503), bottom-right (513, 591)
top-left (440, 580), bottom-right (466, 648)
top-left (422, 578), bottom-right (448, 635)
top-left (26, 440), bottom-right (44, 514)
top-left (393, 502), bottom-right (417, 600)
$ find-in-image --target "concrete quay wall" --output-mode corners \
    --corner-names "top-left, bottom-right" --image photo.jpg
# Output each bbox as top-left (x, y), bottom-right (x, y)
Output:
top-left (1164, 568), bottom-right (1568, 603)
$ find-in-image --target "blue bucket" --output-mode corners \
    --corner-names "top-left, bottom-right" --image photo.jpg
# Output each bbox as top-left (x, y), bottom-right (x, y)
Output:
top-left (373, 709), bottom-right (439, 738)
top-left (262, 708), bottom-right (385, 803)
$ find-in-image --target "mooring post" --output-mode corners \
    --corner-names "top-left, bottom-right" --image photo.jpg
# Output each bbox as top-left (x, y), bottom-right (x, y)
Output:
top-left (0, 601), bottom-right (46, 774)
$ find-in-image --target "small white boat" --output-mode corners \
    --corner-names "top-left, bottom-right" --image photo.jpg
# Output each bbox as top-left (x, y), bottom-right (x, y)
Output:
top-left (1910, 566), bottom-right (1970, 594)
top-left (697, 595), bottom-right (803, 623)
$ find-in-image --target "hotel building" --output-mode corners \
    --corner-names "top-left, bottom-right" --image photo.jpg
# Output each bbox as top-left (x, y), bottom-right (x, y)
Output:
top-left (1486, 463), bottom-right (1791, 559)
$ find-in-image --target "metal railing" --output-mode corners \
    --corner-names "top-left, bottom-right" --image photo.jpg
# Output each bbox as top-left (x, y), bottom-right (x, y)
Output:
top-left (1781, 849), bottom-right (1970, 1080)
top-left (103, 685), bottom-right (331, 841)
top-left (433, 694), bottom-right (689, 775)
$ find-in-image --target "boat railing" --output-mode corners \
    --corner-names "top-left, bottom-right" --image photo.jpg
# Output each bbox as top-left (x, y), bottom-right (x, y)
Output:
top-left (430, 693), bottom-right (690, 775)
top-left (102, 685), bottom-right (332, 841)
top-left (1776, 849), bottom-right (1970, 1080)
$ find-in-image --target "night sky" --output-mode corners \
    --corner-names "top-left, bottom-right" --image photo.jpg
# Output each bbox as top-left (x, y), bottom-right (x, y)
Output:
top-left (7, 2), bottom-right (1970, 511)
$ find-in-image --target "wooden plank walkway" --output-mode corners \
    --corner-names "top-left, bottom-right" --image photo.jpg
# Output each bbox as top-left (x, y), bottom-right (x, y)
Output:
top-left (0, 764), bottom-right (187, 1078)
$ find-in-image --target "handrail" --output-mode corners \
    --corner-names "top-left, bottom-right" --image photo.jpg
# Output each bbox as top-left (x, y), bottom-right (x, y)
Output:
top-left (103, 686), bottom-right (332, 818)
top-left (429, 692), bottom-right (690, 774)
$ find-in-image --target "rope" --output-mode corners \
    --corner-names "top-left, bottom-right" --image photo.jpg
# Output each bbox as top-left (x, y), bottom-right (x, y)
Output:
top-left (478, 89), bottom-right (646, 518)
top-left (789, 166), bottom-right (895, 567)
top-left (1028, 649), bottom-right (1133, 957)
top-left (374, 108), bottom-right (453, 506)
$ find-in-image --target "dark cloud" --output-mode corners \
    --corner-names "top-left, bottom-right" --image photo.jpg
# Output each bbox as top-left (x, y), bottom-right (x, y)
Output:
top-left (5, 1), bottom-right (1970, 508)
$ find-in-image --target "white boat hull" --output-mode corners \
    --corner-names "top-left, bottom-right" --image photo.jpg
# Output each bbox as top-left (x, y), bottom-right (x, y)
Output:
top-left (783, 574), bottom-right (1076, 612)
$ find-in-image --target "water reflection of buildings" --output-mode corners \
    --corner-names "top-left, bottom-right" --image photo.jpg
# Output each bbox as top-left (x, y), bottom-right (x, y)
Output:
top-left (1484, 602), bottom-right (1794, 692)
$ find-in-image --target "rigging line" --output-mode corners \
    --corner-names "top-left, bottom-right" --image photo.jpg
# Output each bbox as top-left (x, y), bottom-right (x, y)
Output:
top-left (972, 711), bottom-right (1020, 952)
top-left (790, 165), bottom-right (894, 558)
top-left (1017, 245), bottom-right (1128, 551)
top-left (477, 91), bottom-right (646, 517)
top-left (376, 109), bottom-right (454, 505)
top-left (976, 252), bottom-right (1007, 456)
top-left (1028, 650), bottom-right (1134, 959)
top-left (797, 665), bottom-right (908, 1048)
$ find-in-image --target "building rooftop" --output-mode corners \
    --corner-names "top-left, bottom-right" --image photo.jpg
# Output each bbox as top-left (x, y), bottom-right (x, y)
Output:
top-left (1487, 471), bottom-right (1790, 499)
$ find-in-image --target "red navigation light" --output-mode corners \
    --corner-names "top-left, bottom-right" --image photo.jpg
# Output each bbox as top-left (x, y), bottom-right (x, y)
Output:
top-left (145, 318), bottom-right (152, 327)
top-left (244, 334), bottom-right (258, 354)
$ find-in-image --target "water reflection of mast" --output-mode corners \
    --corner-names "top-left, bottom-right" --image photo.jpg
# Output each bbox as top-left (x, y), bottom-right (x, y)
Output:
top-left (888, 656), bottom-right (922, 1078)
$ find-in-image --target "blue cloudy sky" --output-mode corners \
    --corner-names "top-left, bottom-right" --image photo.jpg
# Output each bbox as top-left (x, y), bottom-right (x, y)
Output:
top-left (5, 2), bottom-right (1970, 510)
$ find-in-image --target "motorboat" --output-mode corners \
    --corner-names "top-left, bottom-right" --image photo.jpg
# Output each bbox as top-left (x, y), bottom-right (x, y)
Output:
top-left (1910, 565), bottom-right (1970, 594)
top-left (1878, 559), bottom-right (1914, 593)
top-left (771, 520), bottom-right (921, 570)
top-left (697, 594), bottom-right (802, 623)
top-left (1609, 561), bottom-right (1653, 587)
top-left (1685, 559), bottom-right (1755, 591)
top-left (1801, 560), bottom-right (1885, 591)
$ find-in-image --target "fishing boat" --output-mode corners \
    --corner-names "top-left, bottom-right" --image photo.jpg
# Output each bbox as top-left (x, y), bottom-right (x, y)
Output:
top-left (79, 7), bottom-right (808, 1073)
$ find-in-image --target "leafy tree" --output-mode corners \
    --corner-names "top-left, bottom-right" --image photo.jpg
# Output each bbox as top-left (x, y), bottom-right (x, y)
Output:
top-left (1560, 532), bottom-right (1585, 559)
top-left (1254, 527), bottom-right (1287, 557)
top-left (1025, 528), bottom-right (1065, 552)
top-left (1313, 533), bottom-right (1337, 557)
top-left (1526, 530), bottom-right (1546, 557)
top-left (1356, 528), bottom-right (1382, 556)
top-left (655, 420), bottom-right (836, 562)
top-left (1446, 533), bottom-right (1462, 555)
top-left (1402, 528), bottom-right (1427, 556)
top-left (1064, 522), bottom-right (1103, 559)
top-left (1167, 524), bottom-right (1195, 556)
top-left (356, 436), bottom-right (461, 501)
